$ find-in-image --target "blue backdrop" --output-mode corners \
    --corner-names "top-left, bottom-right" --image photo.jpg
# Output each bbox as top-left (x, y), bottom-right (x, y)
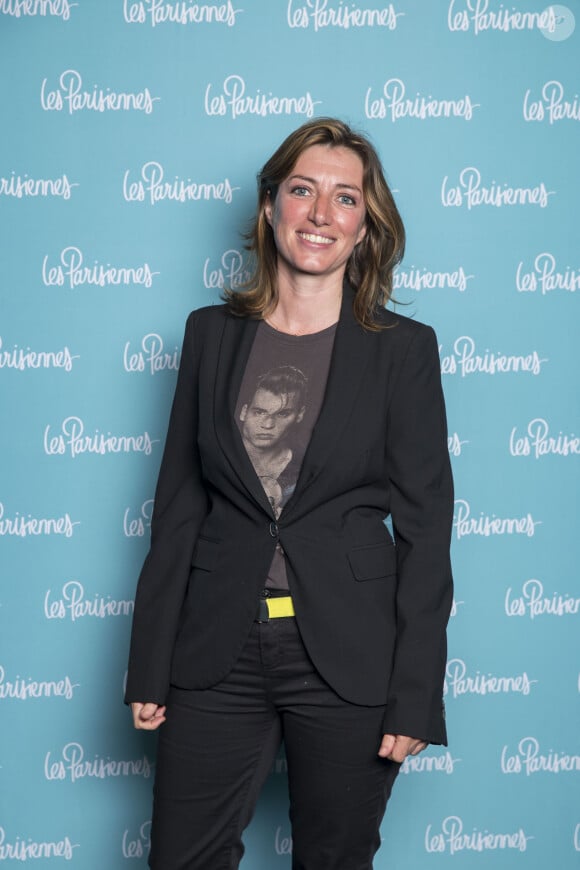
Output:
top-left (1, 1), bottom-right (579, 867)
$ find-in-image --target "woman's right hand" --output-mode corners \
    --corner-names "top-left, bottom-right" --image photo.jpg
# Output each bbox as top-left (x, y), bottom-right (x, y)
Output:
top-left (131, 702), bottom-right (167, 730)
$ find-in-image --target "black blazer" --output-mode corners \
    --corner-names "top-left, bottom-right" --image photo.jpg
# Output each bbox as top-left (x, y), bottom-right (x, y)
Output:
top-left (125, 288), bottom-right (454, 745)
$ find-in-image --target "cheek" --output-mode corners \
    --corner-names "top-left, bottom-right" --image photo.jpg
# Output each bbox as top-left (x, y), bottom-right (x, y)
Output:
top-left (276, 198), bottom-right (305, 227)
top-left (338, 211), bottom-right (364, 236)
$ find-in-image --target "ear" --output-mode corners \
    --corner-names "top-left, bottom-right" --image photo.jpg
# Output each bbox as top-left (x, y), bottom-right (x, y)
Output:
top-left (264, 190), bottom-right (273, 227)
top-left (356, 219), bottom-right (367, 246)
top-left (296, 407), bottom-right (305, 424)
top-left (239, 404), bottom-right (248, 422)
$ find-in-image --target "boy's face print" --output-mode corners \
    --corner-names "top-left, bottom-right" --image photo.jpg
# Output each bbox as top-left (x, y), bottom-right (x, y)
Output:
top-left (240, 388), bottom-right (305, 450)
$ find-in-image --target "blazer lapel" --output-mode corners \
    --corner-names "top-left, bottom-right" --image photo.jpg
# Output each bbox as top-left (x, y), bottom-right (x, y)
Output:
top-left (282, 287), bottom-right (373, 515)
top-left (213, 314), bottom-right (275, 515)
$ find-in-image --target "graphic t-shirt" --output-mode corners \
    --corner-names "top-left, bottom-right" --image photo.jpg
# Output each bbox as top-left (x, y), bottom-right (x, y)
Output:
top-left (235, 320), bottom-right (336, 590)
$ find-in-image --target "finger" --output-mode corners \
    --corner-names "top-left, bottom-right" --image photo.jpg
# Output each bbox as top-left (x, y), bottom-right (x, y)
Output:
top-left (391, 738), bottom-right (426, 761)
top-left (387, 736), bottom-right (414, 763)
top-left (388, 742), bottom-right (409, 763)
top-left (131, 703), bottom-right (166, 730)
top-left (378, 734), bottom-right (396, 758)
top-left (139, 712), bottom-right (166, 731)
top-left (133, 702), bottom-right (157, 726)
top-left (131, 702), bottom-right (145, 728)
top-left (152, 705), bottom-right (167, 724)
top-left (139, 703), bottom-right (159, 719)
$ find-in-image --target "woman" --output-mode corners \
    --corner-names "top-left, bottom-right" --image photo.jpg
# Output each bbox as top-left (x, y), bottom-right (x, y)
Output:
top-left (126, 117), bottom-right (454, 869)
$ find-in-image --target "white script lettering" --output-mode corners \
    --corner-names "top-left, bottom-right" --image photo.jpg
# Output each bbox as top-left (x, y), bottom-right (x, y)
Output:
top-left (42, 246), bottom-right (159, 289)
top-left (509, 418), bottom-right (579, 458)
top-left (393, 264), bottom-right (474, 292)
top-left (44, 581), bottom-right (134, 622)
top-left (43, 416), bottom-right (158, 458)
top-left (425, 815), bottom-right (532, 854)
top-left (203, 248), bottom-right (251, 289)
top-left (453, 499), bottom-right (540, 540)
top-left (0, 502), bottom-right (79, 537)
top-left (274, 827), bottom-right (293, 855)
top-left (44, 742), bottom-right (152, 782)
top-left (123, 499), bottom-right (154, 537)
top-left (122, 821), bottom-right (152, 859)
top-left (401, 751), bottom-right (460, 774)
top-left (450, 598), bottom-right (464, 617)
top-left (0, 171), bottom-right (77, 199)
top-left (205, 74), bottom-right (320, 119)
top-left (287, 0), bottom-right (402, 30)
top-left (123, 161), bottom-right (238, 205)
top-left (0, 336), bottom-right (79, 371)
top-left (447, 0), bottom-right (556, 34)
top-left (40, 69), bottom-right (160, 114)
top-left (123, 0), bottom-right (241, 27)
top-left (0, 665), bottom-right (79, 700)
top-left (439, 335), bottom-right (548, 377)
top-left (442, 167), bottom-right (554, 209)
top-left (501, 737), bottom-right (580, 775)
top-left (516, 252), bottom-right (580, 294)
top-left (0, 827), bottom-right (78, 861)
top-left (365, 77), bottom-right (479, 121)
top-left (0, 0), bottom-right (75, 18)
top-left (448, 432), bottom-right (468, 456)
top-left (505, 579), bottom-right (580, 619)
top-left (523, 80), bottom-right (580, 123)
top-left (123, 334), bottom-right (180, 375)
top-left (444, 658), bottom-right (537, 698)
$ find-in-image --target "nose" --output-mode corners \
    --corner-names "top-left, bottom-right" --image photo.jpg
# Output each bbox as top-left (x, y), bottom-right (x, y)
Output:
top-left (261, 415), bottom-right (275, 429)
top-left (308, 192), bottom-right (331, 226)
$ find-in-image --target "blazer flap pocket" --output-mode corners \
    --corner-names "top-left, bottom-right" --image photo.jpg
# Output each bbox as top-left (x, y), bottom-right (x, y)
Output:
top-left (192, 536), bottom-right (220, 571)
top-left (348, 542), bottom-right (396, 582)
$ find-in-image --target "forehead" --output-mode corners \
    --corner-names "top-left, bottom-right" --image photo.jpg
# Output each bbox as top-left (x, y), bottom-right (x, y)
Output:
top-left (289, 144), bottom-right (364, 186)
top-left (250, 388), bottom-right (301, 410)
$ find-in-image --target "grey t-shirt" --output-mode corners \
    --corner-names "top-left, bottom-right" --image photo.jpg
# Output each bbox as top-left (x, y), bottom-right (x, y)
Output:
top-left (235, 321), bottom-right (336, 589)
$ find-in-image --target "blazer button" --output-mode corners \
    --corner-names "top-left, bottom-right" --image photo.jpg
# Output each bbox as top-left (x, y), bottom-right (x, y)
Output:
top-left (269, 521), bottom-right (279, 538)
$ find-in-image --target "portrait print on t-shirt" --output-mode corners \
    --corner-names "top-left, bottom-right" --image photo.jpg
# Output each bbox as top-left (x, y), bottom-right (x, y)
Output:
top-left (239, 365), bottom-right (308, 518)
top-left (234, 322), bottom-right (336, 589)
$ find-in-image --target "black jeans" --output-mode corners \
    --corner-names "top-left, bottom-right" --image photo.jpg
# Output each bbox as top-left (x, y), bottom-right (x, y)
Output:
top-left (149, 616), bottom-right (399, 869)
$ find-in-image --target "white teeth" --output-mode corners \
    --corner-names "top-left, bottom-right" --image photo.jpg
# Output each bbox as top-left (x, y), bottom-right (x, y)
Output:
top-left (298, 232), bottom-right (333, 245)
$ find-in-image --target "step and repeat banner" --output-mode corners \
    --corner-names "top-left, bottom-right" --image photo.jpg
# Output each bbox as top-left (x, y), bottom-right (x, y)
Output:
top-left (1, 1), bottom-right (579, 867)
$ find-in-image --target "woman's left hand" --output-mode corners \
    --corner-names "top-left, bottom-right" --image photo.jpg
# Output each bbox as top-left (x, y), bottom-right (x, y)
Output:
top-left (378, 734), bottom-right (427, 762)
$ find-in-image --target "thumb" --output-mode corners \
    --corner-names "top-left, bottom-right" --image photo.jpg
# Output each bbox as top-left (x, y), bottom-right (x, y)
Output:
top-left (136, 702), bottom-right (159, 721)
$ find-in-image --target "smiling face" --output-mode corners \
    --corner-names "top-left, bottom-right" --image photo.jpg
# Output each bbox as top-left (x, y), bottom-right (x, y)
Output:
top-left (264, 144), bottom-right (367, 286)
top-left (240, 388), bottom-right (305, 450)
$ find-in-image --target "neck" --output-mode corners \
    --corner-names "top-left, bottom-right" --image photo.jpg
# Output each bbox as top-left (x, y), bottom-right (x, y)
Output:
top-left (268, 269), bottom-right (343, 336)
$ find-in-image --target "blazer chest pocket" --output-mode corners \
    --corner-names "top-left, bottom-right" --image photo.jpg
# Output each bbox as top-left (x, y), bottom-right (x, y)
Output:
top-left (348, 542), bottom-right (396, 582)
top-left (191, 535), bottom-right (220, 572)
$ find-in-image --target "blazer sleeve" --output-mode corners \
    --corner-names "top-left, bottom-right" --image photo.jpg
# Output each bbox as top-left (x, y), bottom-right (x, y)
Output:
top-left (125, 311), bottom-right (208, 705)
top-left (382, 325), bottom-right (453, 745)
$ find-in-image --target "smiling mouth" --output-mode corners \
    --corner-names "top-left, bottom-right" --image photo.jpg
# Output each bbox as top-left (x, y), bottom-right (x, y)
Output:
top-left (297, 232), bottom-right (334, 245)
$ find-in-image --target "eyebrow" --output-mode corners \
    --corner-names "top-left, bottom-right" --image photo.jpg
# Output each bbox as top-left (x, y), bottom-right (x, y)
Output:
top-left (288, 174), bottom-right (362, 194)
